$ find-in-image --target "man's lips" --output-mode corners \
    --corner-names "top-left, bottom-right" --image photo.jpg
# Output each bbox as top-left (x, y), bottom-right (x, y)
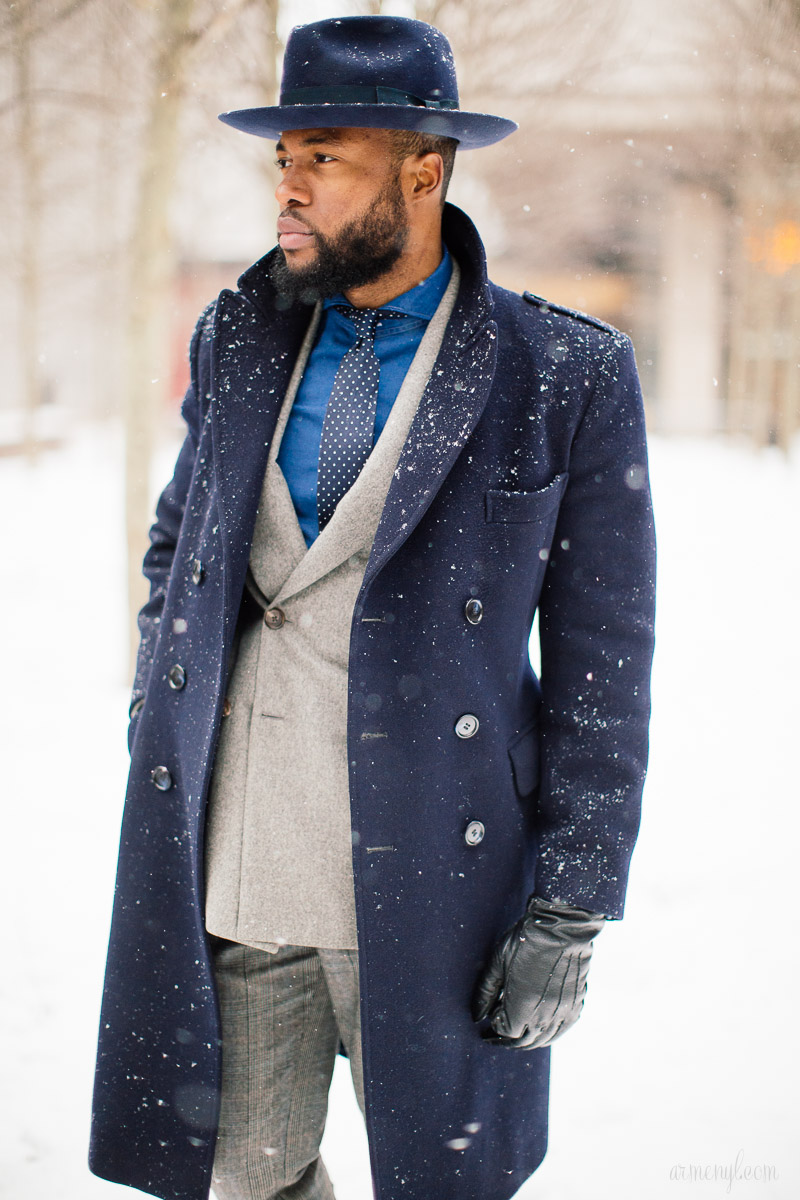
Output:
top-left (277, 216), bottom-right (314, 251)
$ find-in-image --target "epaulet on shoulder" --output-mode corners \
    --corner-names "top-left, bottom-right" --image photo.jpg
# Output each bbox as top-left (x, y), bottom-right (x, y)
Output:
top-left (189, 299), bottom-right (217, 356)
top-left (198, 298), bottom-right (217, 336)
top-left (522, 290), bottom-right (621, 337)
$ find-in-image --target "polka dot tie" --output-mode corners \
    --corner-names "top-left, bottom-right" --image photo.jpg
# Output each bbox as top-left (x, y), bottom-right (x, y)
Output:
top-left (317, 305), bottom-right (406, 531)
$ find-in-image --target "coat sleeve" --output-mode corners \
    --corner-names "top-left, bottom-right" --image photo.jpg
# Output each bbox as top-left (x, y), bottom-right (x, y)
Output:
top-left (534, 333), bottom-right (656, 919)
top-left (127, 301), bottom-right (216, 750)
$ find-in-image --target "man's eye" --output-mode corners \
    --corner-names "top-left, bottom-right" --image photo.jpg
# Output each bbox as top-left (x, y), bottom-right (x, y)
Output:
top-left (315, 154), bottom-right (336, 163)
top-left (274, 158), bottom-right (290, 169)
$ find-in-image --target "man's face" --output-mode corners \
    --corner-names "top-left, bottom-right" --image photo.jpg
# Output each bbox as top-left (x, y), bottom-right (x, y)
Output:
top-left (270, 127), bottom-right (409, 303)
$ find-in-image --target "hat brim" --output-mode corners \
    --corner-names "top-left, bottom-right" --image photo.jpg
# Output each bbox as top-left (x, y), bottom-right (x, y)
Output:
top-left (218, 104), bottom-right (517, 150)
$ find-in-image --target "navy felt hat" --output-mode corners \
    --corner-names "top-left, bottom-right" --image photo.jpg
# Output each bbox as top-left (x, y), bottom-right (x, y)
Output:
top-left (218, 15), bottom-right (517, 150)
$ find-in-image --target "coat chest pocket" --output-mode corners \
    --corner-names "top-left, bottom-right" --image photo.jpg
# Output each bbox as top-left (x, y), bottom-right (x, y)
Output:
top-left (485, 472), bottom-right (569, 524)
top-left (508, 722), bottom-right (540, 798)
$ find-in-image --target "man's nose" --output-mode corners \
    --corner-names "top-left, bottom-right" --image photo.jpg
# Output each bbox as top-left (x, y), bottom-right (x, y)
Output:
top-left (275, 167), bottom-right (310, 207)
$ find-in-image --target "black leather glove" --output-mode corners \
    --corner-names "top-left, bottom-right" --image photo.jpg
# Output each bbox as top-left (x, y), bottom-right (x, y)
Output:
top-left (471, 895), bottom-right (605, 1049)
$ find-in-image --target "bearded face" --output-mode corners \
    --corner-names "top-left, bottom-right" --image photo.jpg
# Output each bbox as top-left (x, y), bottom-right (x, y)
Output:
top-left (271, 166), bottom-right (409, 304)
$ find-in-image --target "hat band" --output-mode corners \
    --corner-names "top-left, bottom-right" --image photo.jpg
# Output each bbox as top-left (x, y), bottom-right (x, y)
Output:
top-left (280, 84), bottom-right (459, 110)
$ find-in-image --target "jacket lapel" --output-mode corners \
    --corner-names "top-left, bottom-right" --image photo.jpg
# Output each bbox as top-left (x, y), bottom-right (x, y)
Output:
top-left (248, 309), bottom-right (321, 603)
top-left (247, 463), bottom-right (307, 604)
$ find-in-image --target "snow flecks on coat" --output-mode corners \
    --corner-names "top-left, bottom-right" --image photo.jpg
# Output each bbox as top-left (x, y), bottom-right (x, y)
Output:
top-left (92, 204), bottom-right (653, 1200)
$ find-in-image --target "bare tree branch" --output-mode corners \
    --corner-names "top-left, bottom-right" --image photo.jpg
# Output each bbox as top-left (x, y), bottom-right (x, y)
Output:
top-left (0, 0), bottom-right (96, 53)
top-left (0, 85), bottom-right (120, 118)
top-left (183, 0), bottom-right (259, 62)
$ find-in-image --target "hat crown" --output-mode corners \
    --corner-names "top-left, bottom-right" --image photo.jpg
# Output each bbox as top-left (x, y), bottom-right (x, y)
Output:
top-left (280, 16), bottom-right (460, 107)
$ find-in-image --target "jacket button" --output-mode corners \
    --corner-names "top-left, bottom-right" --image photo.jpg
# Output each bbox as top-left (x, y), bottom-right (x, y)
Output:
top-left (151, 765), bottom-right (173, 791)
top-left (264, 607), bottom-right (286, 630)
top-left (455, 713), bottom-right (480, 739)
top-left (464, 820), bottom-right (485, 846)
top-left (191, 559), bottom-right (204, 586)
top-left (168, 664), bottom-right (186, 691)
top-left (465, 598), bottom-right (483, 625)
top-left (222, 697), bottom-right (232, 718)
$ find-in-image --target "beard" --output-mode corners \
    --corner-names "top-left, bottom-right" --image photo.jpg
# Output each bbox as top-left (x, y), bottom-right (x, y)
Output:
top-left (270, 175), bottom-right (409, 305)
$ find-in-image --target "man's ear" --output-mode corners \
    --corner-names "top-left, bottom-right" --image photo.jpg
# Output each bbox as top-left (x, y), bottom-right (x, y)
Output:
top-left (410, 152), bottom-right (444, 201)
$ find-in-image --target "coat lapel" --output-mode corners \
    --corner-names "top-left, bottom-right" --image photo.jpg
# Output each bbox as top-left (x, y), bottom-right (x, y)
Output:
top-left (210, 278), bottom-right (314, 614)
top-left (363, 206), bottom-right (498, 590)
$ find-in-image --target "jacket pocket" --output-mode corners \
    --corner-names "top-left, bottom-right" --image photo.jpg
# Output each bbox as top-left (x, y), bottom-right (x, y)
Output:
top-left (485, 472), bottom-right (569, 524)
top-left (507, 722), bottom-right (540, 798)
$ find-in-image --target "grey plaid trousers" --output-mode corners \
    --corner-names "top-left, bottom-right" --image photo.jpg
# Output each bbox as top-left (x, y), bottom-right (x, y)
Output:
top-left (210, 940), bottom-right (366, 1200)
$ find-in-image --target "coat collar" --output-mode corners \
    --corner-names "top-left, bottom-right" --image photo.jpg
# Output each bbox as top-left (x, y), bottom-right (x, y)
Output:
top-left (362, 203), bottom-right (498, 589)
top-left (209, 203), bottom-right (497, 613)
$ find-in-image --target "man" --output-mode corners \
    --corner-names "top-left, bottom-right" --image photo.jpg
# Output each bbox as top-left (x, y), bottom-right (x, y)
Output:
top-left (90, 15), bottom-right (655, 1200)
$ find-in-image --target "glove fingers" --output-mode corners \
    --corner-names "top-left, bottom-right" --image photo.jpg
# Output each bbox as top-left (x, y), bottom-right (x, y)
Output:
top-left (486, 1008), bottom-right (572, 1050)
top-left (474, 903), bottom-right (597, 1050)
top-left (471, 940), bottom-right (509, 1023)
top-left (483, 947), bottom-right (590, 1048)
top-left (527, 951), bottom-right (589, 1047)
top-left (481, 1023), bottom-right (543, 1049)
top-left (496, 945), bottom-right (566, 1041)
top-left (489, 1004), bottom-right (517, 1039)
top-left (491, 974), bottom-right (545, 1041)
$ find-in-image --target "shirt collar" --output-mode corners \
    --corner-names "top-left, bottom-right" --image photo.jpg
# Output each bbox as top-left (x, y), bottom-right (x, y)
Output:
top-left (323, 245), bottom-right (452, 322)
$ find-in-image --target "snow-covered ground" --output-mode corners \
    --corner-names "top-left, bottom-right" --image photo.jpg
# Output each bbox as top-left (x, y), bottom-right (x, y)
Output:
top-left (1, 426), bottom-right (798, 1199)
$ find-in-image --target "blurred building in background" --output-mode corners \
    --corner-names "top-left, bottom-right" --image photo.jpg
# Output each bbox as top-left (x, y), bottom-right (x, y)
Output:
top-left (1, 0), bottom-right (798, 646)
top-left (2, 0), bottom-right (798, 442)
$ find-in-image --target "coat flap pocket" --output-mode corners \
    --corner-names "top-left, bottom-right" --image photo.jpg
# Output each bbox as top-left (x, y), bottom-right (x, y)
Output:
top-left (485, 472), bottom-right (569, 524)
top-left (507, 722), bottom-right (541, 798)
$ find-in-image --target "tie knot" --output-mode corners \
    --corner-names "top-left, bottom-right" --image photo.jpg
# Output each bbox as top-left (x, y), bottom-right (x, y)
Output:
top-left (334, 305), bottom-right (405, 342)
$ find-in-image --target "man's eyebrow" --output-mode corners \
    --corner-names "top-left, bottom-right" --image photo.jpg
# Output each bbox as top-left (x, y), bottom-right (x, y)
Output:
top-left (301, 131), bottom-right (347, 146)
top-left (275, 130), bottom-right (348, 153)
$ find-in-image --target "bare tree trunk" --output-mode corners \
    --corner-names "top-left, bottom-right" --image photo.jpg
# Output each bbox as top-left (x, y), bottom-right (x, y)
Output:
top-left (124, 0), bottom-right (196, 675)
top-left (784, 273), bottom-right (800, 448)
top-left (249, 0), bottom-right (282, 235)
top-left (124, 0), bottom-right (260, 673)
top-left (92, 0), bottom-right (120, 422)
top-left (413, 1), bottom-right (446, 24)
top-left (11, 0), bottom-right (42, 463)
top-left (262, 0), bottom-right (280, 101)
top-left (710, 0), bottom-right (800, 450)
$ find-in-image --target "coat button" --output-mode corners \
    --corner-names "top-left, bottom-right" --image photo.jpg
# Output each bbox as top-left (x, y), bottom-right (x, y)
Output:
top-left (465, 598), bottom-right (483, 625)
top-left (151, 765), bottom-right (173, 791)
top-left (168, 664), bottom-right (186, 691)
top-left (191, 559), bottom-right (204, 585)
top-left (222, 697), bottom-right (232, 718)
top-left (264, 607), bottom-right (286, 630)
top-left (454, 713), bottom-right (480, 739)
top-left (464, 820), bottom-right (485, 846)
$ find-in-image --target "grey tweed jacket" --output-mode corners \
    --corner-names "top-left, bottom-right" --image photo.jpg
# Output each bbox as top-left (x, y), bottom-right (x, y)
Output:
top-left (203, 262), bottom-right (460, 951)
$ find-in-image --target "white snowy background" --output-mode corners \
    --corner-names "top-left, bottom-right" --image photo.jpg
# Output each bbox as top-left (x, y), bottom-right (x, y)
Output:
top-left (1, 426), bottom-right (798, 1199)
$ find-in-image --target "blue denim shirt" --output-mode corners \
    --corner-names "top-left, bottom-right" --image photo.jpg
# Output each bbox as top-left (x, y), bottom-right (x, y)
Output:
top-left (277, 246), bottom-right (453, 546)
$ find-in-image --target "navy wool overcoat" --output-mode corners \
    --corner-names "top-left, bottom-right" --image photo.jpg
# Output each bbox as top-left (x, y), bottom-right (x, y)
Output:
top-left (90, 204), bottom-right (656, 1200)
